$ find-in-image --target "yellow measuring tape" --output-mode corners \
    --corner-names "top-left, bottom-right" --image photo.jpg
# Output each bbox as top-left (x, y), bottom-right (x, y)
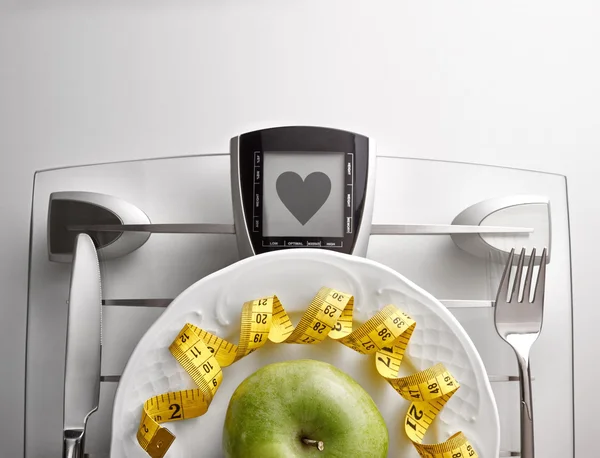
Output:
top-left (136, 287), bottom-right (478, 458)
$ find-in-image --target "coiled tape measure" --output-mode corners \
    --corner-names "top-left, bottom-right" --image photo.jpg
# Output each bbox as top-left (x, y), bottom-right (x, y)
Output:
top-left (136, 287), bottom-right (478, 458)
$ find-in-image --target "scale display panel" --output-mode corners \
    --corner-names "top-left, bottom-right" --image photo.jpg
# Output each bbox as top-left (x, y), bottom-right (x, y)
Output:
top-left (232, 126), bottom-right (374, 257)
top-left (262, 151), bottom-right (345, 238)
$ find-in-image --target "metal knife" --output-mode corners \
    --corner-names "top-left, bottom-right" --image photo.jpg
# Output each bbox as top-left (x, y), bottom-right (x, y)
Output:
top-left (63, 233), bottom-right (102, 458)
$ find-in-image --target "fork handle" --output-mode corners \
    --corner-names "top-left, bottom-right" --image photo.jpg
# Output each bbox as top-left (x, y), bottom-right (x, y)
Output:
top-left (516, 351), bottom-right (535, 458)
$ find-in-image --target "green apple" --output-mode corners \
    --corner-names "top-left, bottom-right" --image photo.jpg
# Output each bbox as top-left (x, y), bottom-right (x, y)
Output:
top-left (222, 359), bottom-right (388, 457)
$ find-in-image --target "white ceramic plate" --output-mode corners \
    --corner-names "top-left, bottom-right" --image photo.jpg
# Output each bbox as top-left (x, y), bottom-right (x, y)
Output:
top-left (111, 250), bottom-right (500, 457)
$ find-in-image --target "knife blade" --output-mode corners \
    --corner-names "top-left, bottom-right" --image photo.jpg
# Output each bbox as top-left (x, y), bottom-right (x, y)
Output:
top-left (63, 233), bottom-right (102, 458)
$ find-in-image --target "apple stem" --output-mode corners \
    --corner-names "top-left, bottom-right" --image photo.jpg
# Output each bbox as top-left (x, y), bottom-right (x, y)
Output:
top-left (301, 438), bottom-right (324, 451)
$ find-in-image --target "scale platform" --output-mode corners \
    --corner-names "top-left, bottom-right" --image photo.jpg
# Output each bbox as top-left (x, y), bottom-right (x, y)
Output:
top-left (26, 148), bottom-right (573, 457)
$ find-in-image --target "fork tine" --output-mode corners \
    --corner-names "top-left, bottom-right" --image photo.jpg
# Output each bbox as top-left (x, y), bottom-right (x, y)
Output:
top-left (532, 247), bottom-right (548, 304)
top-left (522, 247), bottom-right (537, 303)
top-left (512, 247), bottom-right (526, 302)
top-left (496, 248), bottom-right (515, 303)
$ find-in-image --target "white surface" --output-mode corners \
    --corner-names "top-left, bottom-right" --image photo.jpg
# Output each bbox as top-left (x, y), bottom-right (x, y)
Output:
top-left (1, 1), bottom-right (598, 456)
top-left (112, 249), bottom-right (499, 458)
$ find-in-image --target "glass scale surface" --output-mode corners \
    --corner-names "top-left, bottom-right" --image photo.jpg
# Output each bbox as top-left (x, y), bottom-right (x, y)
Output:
top-left (25, 126), bottom-right (572, 457)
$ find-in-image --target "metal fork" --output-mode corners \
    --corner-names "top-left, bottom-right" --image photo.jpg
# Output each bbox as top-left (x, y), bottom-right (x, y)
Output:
top-left (494, 247), bottom-right (547, 458)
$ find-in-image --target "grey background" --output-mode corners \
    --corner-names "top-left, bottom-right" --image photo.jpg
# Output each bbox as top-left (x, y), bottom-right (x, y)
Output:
top-left (1, 1), bottom-right (599, 455)
top-left (263, 151), bottom-right (345, 237)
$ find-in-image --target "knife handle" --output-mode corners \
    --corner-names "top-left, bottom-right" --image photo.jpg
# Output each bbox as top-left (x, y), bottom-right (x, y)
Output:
top-left (63, 429), bottom-right (85, 458)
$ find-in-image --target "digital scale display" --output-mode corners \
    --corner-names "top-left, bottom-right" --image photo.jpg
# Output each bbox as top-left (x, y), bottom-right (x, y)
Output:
top-left (232, 126), bottom-right (373, 257)
top-left (262, 151), bottom-right (345, 238)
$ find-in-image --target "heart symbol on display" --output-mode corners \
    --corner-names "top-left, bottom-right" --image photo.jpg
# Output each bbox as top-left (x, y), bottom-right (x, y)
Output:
top-left (276, 171), bottom-right (332, 225)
